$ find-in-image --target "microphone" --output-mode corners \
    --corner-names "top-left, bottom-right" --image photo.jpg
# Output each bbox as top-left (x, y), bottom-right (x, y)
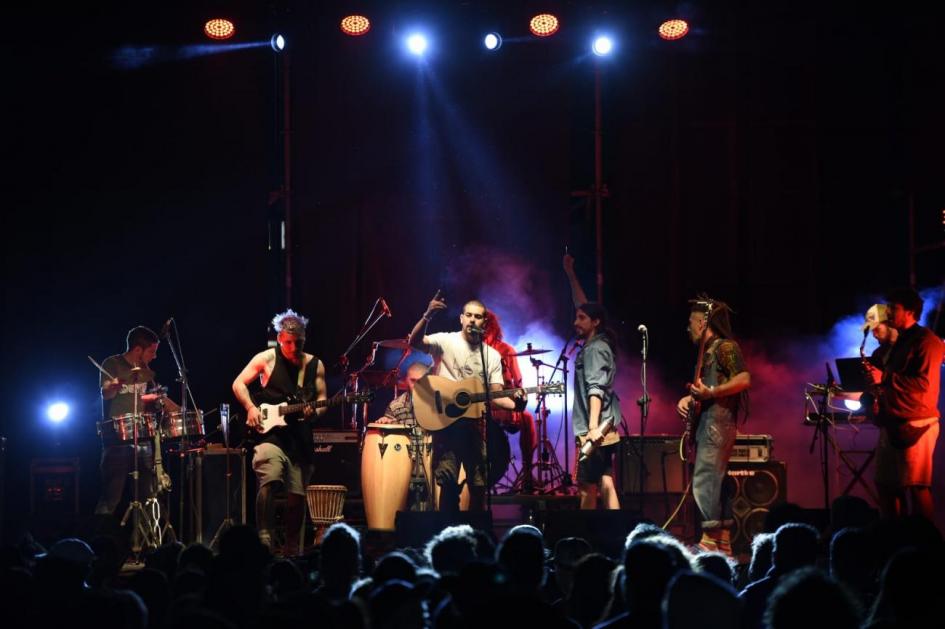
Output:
top-left (161, 317), bottom-right (173, 338)
top-left (467, 326), bottom-right (484, 337)
top-left (380, 298), bottom-right (392, 318)
top-left (637, 324), bottom-right (648, 334)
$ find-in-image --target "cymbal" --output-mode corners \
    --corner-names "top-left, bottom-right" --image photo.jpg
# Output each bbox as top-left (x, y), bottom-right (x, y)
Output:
top-left (807, 383), bottom-right (842, 394)
top-left (377, 338), bottom-right (411, 350)
top-left (512, 347), bottom-right (551, 357)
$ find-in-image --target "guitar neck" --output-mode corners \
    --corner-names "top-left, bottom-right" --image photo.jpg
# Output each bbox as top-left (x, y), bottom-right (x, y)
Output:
top-left (279, 397), bottom-right (335, 416)
top-left (471, 384), bottom-right (544, 403)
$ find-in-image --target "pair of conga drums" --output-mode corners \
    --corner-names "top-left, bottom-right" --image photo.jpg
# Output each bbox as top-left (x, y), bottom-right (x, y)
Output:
top-left (360, 421), bottom-right (511, 529)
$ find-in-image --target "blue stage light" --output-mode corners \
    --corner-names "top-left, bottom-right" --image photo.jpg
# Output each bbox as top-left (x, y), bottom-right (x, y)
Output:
top-left (406, 33), bottom-right (428, 56)
top-left (271, 34), bottom-right (285, 52)
top-left (484, 32), bottom-right (502, 51)
top-left (592, 36), bottom-right (614, 56)
top-left (47, 402), bottom-right (70, 423)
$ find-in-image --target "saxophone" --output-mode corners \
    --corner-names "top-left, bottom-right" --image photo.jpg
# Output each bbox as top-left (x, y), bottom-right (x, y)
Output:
top-left (859, 330), bottom-right (881, 423)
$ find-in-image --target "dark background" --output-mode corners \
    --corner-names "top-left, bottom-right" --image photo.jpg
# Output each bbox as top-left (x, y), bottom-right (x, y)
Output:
top-left (4, 1), bottom-right (944, 537)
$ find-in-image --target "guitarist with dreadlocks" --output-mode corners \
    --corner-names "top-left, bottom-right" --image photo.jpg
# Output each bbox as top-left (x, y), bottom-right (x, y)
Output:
top-left (675, 296), bottom-right (751, 554)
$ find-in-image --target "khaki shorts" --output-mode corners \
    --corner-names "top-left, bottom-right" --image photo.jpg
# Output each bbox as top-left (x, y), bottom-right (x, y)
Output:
top-left (874, 418), bottom-right (939, 488)
top-left (252, 442), bottom-right (312, 496)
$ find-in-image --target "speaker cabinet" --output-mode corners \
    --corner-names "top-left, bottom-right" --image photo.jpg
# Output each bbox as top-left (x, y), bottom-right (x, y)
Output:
top-left (30, 458), bottom-right (80, 516)
top-left (193, 448), bottom-right (246, 545)
top-left (312, 430), bottom-right (361, 496)
top-left (725, 461), bottom-right (787, 556)
top-left (618, 435), bottom-right (686, 495)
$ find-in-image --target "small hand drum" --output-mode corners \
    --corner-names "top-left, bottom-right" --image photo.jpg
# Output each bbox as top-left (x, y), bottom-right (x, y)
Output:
top-left (305, 484), bottom-right (347, 543)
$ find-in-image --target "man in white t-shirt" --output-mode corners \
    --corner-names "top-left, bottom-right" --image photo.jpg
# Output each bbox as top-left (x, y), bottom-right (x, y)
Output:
top-left (408, 297), bottom-right (523, 512)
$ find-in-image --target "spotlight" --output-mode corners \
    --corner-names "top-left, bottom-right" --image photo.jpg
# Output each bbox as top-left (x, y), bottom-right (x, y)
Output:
top-left (484, 32), bottom-right (502, 51)
top-left (341, 15), bottom-right (371, 37)
top-left (270, 34), bottom-right (285, 52)
top-left (406, 33), bottom-right (428, 56)
top-left (592, 36), bottom-right (614, 56)
top-left (204, 18), bottom-right (235, 41)
top-left (843, 400), bottom-right (863, 412)
top-left (659, 19), bottom-right (690, 41)
top-left (529, 14), bottom-right (560, 37)
top-left (47, 402), bottom-right (69, 423)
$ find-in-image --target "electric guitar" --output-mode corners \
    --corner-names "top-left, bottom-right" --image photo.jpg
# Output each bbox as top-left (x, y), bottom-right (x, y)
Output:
top-left (680, 303), bottom-right (714, 462)
top-left (412, 374), bottom-right (564, 431)
top-left (255, 390), bottom-right (374, 434)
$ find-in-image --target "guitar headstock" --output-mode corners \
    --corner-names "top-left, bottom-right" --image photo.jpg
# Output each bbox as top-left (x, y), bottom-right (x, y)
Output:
top-left (542, 382), bottom-right (565, 395)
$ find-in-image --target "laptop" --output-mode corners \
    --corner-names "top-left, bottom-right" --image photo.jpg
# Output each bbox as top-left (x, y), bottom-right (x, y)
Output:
top-left (835, 357), bottom-right (868, 392)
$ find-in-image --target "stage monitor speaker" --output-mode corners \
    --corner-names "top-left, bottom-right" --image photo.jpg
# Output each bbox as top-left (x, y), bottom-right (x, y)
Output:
top-left (313, 430), bottom-right (361, 497)
top-left (394, 510), bottom-right (494, 549)
top-left (541, 510), bottom-right (643, 558)
top-left (725, 460), bottom-right (787, 556)
top-left (618, 435), bottom-right (686, 495)
top-left (194, 448), bottom-right (247, 545)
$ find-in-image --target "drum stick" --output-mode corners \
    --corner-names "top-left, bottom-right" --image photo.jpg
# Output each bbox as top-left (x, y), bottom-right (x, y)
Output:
top-left (88, 355), bottom-right (117, 381)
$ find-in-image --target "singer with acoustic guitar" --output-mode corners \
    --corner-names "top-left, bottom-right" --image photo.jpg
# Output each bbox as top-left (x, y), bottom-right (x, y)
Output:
top-left (408, 295), bottom-right (525, 513)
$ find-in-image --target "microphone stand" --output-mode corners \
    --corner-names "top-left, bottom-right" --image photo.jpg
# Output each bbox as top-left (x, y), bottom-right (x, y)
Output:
top-left (337, 298), bottom-right (389, 429)
top-left (475, 330), bottom-right (495, 512)
top-left (163, 320), bottom-right (201, 541)
top-left (637, 330), bottom-right (651, 514)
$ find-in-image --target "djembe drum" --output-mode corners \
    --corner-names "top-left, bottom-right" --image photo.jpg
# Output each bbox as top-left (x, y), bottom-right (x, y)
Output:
top-left (305, 484), bottom-right (347, 545)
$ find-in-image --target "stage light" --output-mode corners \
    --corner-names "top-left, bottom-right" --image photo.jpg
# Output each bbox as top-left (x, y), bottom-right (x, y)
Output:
top-left (406, 33), bottom-right (428, 56)
top-left (47, 402), bottom-right (69, 423)
top-left (844, 400), bottom-right (862, 412)
top-left (529, 14), bottom-right (560, 37)
top-left (204, 18), bottom-right (236, 41)
top-left (659, 19), bottom-right (690, 41)
top-left (270, 34), bottom-right (285, 52)
top-left (592, 36), bottom-right (614, 56)
top-left (341, 14), bottom-right (371, 36)
top-left (484, 32), bottom-right (502, 51)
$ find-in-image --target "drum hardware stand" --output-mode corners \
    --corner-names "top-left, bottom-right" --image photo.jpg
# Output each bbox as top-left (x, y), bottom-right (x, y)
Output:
top-left (162, 318), bottom-right (203, 540)
top-left (337, 298), bottom-right (390, 430)
top-left (119, 367), bottom-right (160, 559)
top-left (209, 403), bottom-right (236, 551)
top-left (406, 418), bottom-right (433, 512)
top-left (530, 355), bottom-right (570, 494)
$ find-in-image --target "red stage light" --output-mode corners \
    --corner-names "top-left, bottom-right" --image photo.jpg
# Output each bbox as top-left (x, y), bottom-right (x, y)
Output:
top-left (658, 19), bottom-right (690, 41)
top-left (341, 15), bottom-right (371, 36)
top-left (529, 14), bottom-right (560, 37)
top-left (204, 18), bottom-right (236, 41)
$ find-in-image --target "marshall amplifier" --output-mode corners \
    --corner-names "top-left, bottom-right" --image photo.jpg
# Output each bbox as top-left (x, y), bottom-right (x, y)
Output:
top-left (729, 434), bottom-right (772, 463)
top-left (312, 429), bottom-right (360, 496)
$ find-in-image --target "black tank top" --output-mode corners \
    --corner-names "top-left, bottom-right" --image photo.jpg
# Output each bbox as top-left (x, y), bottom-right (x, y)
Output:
top-left (257, 348), bottom-right (318, 464)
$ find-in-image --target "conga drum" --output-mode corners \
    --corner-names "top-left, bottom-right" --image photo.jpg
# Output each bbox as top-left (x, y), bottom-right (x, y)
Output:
top-left (361, 423), bottom-right (413, 529)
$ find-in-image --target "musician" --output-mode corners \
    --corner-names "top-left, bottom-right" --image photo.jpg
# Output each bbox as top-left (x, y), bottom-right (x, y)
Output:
top-left (864, 289), bottom-right (944, 520)
top-left (375, 361), bottom-right (430, 425)
top-left (95, 325), bottom-right (180, 516)
top-left (563, 255), bottom-right (623, 510)
top-left (483, 309), bottom-right (538, 492)
top-left (233, 309), bottom-right (327, 556)
top-left (863, 303), bottom-right (898, 366)
top-left (675, 297), bottom-right (750, 554)
top-left (408, 297), bottom-right (524, 512)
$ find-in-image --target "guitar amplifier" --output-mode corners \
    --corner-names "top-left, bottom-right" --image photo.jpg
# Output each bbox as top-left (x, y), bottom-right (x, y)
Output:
top-left (312, 429), bottom-right (361, 496)
top-left (729, 434), bottom-right (772, 463)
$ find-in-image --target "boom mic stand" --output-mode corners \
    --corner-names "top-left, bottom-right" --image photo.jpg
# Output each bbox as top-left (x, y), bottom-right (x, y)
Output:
top-left (337, 298), bottom-right (389, 430)
top-left (636, 327), bottom-right (651, 513)
top-left (163, 318), bottom-right (201, 541)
